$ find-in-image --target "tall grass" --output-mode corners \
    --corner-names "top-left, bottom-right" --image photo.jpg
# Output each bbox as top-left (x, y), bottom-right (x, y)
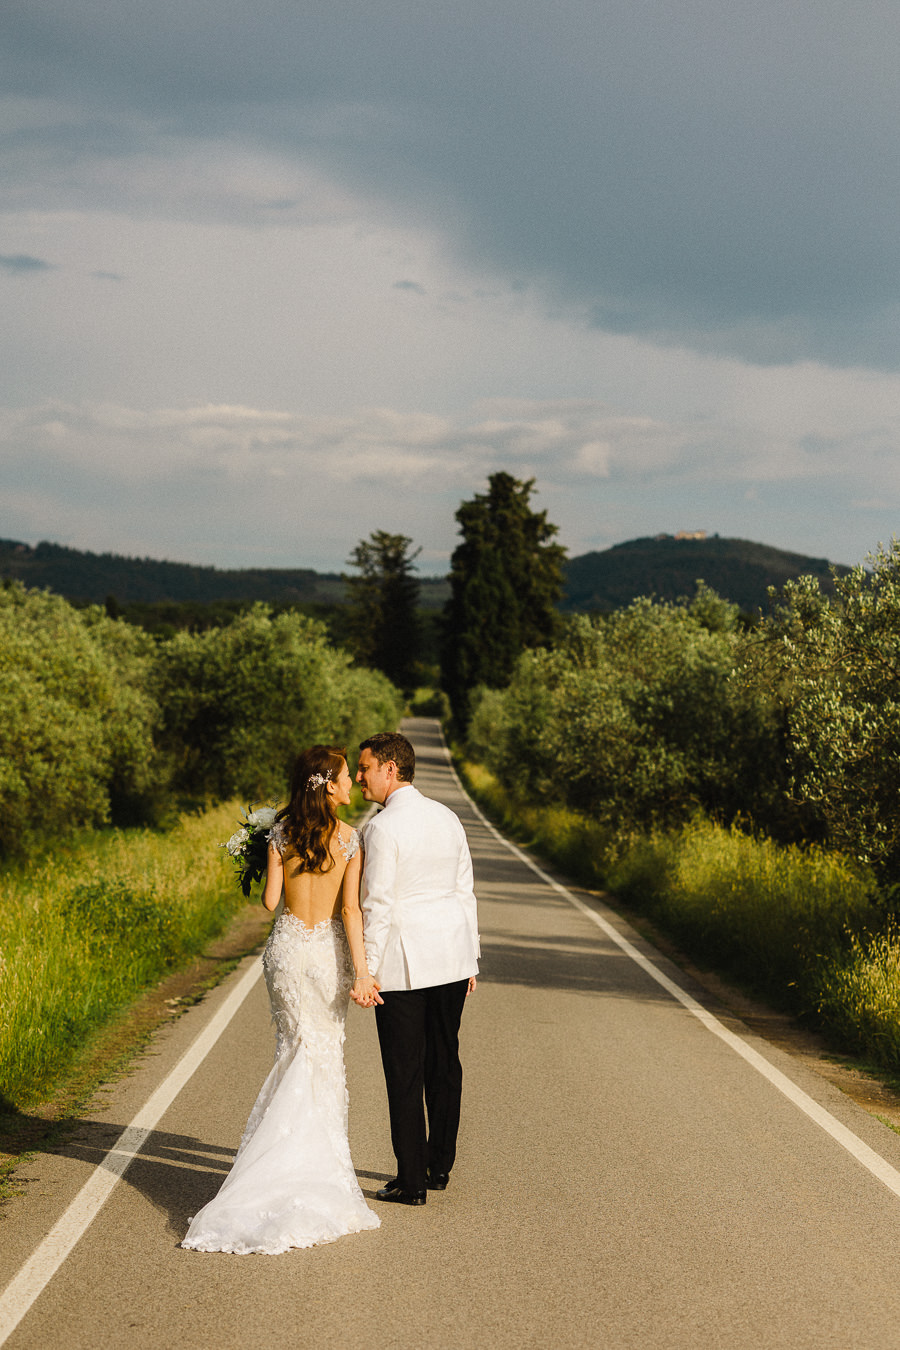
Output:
top-left (459, 761), bottom-right (616, 888)
top-left (606, 817), bottom-right (879, 1006)
top-left (0, 803), bottom-right (246, 1111)
top-left (816, 931), bottom-right (900, 1070)
top-left (459, 759), bottom-right (900, 1075)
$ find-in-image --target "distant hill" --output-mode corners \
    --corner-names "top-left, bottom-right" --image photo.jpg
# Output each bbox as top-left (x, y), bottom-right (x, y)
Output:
top-left (562, 535), bottom-right (850, 615)
top-left (0, 533), bottom-right (849, 619)
top-left (0, 538), bottom-right (450, 609)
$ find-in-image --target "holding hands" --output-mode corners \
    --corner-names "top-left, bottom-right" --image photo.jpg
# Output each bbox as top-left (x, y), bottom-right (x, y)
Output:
top-left (350, 973), bottom-right (383, 1008)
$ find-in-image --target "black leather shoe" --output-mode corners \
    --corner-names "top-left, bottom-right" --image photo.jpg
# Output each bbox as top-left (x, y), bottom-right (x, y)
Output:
top-left (426, 1170), bottom-right (449, 1190)
top-left (376, 1184), bottom-right (426, 1205)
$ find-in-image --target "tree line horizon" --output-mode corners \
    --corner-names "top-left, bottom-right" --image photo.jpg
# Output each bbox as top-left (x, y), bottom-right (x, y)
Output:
top-left (309, 474), bottom-right (900, 903)
top-left (3, 469), bottom-right (897, 894)
top-left (0, 519), bottom-right (844, 620)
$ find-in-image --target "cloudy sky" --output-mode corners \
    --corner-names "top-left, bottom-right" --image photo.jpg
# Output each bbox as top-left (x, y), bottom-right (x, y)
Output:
top-left (3, 0), bottom-right (899, 574)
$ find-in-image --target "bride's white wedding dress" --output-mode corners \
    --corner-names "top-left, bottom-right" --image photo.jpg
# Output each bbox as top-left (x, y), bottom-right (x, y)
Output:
top-left (182, 830), bottom-right (380, 1255)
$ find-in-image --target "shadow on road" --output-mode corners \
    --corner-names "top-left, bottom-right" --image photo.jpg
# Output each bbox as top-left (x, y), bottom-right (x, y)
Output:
top-left (477, 933), bottom-right (674, 1003)
top-left (62, 1121), bottom-right (234, 1239)
top-left (354, 1167), bottom-right (395, 1199)
top-left (6, 1115), bottom-right (393, 1242)
top-left (471, 866), bottom-right (569, 897)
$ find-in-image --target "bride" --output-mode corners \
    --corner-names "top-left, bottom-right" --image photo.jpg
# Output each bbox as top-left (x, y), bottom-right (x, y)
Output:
top-left (182, 745), bottom-right (382, 1255)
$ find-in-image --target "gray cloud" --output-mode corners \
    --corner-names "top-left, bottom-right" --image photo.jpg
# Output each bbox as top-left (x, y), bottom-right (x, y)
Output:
top-left (5, 2), bottom-right (900, 367)
top-left (0, 253), bottom-right (54, 272)
top-left (3, 394), bottom-right (898, 570)
top-left (4, 2), bottom-right (900, 584)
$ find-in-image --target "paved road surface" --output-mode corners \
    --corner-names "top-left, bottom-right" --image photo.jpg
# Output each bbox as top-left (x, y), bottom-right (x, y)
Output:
top-left (5, 719), bottom-right (900, 1348)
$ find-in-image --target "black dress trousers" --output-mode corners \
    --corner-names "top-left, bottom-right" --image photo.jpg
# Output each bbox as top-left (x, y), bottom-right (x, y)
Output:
top-left (375, 978), bottom-right (470, 1192)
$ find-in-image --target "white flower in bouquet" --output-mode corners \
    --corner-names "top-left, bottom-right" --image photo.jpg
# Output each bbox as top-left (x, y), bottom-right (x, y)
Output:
top-left (247, 806), bottom-right (278, 830)
top-left (225, 827), bottom-right (250, 857)
top-left (221, 803), bottom-right (281, 896)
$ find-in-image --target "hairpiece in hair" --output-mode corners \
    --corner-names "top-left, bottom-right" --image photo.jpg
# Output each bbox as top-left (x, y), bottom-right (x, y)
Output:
top-left (307, 769), bottom-right (333, 791)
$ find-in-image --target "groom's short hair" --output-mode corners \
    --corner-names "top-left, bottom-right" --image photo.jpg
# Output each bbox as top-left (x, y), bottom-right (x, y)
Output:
top-left (359, 732), bottom-right (415, 782)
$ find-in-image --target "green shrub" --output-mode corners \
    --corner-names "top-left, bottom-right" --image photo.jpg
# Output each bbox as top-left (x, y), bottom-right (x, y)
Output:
top-left (461, 759), bottom-right (880, 1030)
top-left (155, 605), bottom-right (403, 801)
top-left (410, 686), bottom-right (452, 721)
top-left (608, 816), bottom-right (878, 1003)
top-left (0, 585), bottom-right (401, 854)
top-left (0, 584), bottom-right (166, 851)
top-left (467, 589), bottom-right (785, 835)
top-left (748, 542), bottom-right (900, 884)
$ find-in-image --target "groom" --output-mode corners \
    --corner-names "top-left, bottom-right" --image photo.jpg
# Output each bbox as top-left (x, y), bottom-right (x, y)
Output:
top-left (356, 731), bottom-right (479, 1206)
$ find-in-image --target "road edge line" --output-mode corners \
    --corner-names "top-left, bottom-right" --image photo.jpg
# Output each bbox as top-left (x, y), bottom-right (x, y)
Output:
top-left (443, 740), bottom-right (900, 1203)
top-left (0, 955), bottom-right (263, 1346)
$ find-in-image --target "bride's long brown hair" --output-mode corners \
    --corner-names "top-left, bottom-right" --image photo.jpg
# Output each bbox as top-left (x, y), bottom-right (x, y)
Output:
top-left (275, 745), bottom-right (347, 874)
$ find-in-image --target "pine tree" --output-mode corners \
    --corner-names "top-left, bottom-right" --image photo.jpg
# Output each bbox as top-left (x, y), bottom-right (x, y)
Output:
top-left (344, 531), bottom-right (422, 695)
top-left (440, 473), bottom-right (566, 727)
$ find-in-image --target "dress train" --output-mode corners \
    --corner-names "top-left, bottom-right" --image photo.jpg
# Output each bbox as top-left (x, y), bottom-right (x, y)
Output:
top-left (182, 912), bottom-right (380, 1254)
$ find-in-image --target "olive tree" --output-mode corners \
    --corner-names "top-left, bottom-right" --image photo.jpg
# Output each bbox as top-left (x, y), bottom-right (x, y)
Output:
top-left (468, 586), bottom-right (784, 834)
top-left (156, 604), bottom-right (403, 801)
top-left (752, 542), bottom-right (900, 883)
top-left (0, 584), bottom-right (163, 849)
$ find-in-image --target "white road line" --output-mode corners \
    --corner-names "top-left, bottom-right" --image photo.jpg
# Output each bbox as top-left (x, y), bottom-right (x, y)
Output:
top-left (0, 955), bottom-right (264, 1347)
top-left (5, 744), bottom-right (899, 1342)
top-left (0, 801), bottom-right (382, 1345)
top-left (443, 746), bottom-right (900, 1204)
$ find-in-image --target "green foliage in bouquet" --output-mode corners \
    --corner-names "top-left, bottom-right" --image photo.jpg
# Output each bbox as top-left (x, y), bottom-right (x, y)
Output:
top-left (223, 806), bottom-right (278, 897)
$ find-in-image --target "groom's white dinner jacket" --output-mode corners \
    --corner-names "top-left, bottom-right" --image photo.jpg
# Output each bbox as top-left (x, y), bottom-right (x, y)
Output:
top-left (360, 785), bottom-right (480, 992)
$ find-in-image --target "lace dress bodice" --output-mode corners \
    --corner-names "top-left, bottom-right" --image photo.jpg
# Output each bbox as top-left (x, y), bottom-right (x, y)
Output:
top-left (257, 912), bottom-right (353, 1093)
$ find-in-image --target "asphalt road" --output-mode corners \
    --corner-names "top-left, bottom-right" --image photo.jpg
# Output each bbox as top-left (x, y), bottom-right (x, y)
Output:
top-left (5, 718), bottom-right (900, 1349)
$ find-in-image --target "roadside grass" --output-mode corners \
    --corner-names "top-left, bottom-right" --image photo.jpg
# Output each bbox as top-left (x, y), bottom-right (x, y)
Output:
top-left (409, 687), bottom-right (453, 721)
top-left (816, 930), bottom-right (900, 1070)
top-left (605, 817), bottom-right (879, 1007)
top-left (0, 802), bottom-right (247, 1113)
top-left (457, 758), bottom-right (900, 1076)
top-left (0, 900), bottom-right (272, 1206)
top-left (458, 760), bottom-right (617, 888)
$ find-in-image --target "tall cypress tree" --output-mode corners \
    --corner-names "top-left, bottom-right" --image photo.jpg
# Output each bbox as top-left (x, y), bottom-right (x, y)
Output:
top-left (344, 531), bottom-right (422, 695)
top-left (440, 473), bottom-right (566, 727)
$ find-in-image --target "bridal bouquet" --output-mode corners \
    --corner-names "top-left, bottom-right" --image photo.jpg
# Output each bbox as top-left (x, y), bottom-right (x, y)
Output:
top-left (223, 805), bottom-right (279, 897)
